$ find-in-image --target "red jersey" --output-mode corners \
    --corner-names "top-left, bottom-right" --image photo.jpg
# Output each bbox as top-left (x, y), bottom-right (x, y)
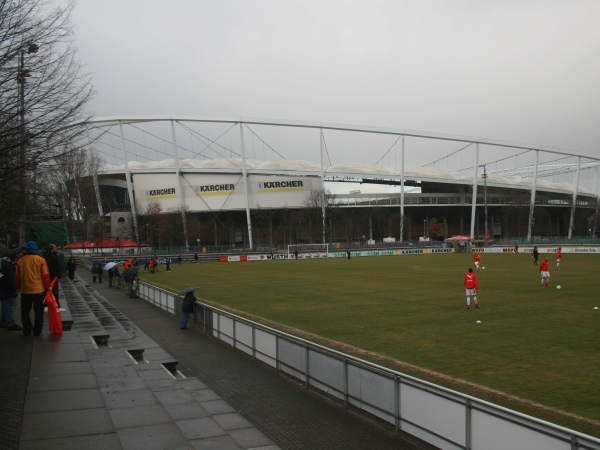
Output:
top-left (540, 259), bottom-right (549, 272)
top-left (473, 254), bottom-right (481, 263)
top-left (464, 272), bottom-right (479, 289)
top-left (556, 249), bottom-right (562, 259)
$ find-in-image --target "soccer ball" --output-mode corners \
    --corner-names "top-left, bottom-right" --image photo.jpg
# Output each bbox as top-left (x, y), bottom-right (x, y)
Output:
top-left (482, 267), bottom-right (485, 270)
top-left (556, 285), bottom-right (561, 290)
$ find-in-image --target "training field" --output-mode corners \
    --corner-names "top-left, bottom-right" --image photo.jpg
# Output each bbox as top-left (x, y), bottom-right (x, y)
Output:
top-left (140, 252), bottom-right (600, 436)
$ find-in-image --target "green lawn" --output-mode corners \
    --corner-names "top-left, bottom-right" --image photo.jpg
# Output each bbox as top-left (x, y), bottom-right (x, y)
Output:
top-left (140, 252), bottom-right (600, 436)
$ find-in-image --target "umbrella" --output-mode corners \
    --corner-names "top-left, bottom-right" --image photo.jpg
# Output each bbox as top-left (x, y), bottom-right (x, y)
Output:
top-left (104, 261), bottom-right (118, 271)
top-left (179, 286), bottom-right (200, 295)
top-left (122, 266), bottom-right (140, 280)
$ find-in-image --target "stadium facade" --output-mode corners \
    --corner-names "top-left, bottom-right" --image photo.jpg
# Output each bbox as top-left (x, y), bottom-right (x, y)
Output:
top-left (77, 117), bottom-right (600, 250)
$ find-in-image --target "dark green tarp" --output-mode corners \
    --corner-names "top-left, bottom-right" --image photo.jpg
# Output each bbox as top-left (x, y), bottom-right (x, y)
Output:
top-left (29, 222), bottom-right (69, 248)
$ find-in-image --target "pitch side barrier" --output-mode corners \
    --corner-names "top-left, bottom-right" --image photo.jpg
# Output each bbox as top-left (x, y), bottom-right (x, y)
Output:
top-left (472, 246), bottom-right (600, 254)
top-left (137, 281), bottom-right (600, 450)
top-left (218, 247), bottom-right (455, 262)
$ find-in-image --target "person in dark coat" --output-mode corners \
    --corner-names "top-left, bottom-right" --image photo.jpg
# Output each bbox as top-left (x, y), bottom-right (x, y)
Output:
top-left (180, 291), bottom-right (197, 329)
top-left (0, 251), bottom-right (21, 330)
top-left (532, 246), bottom-right (539, 265)
top-left (66, 256), bottom-right (77, 280)
top-left (43, 244), bottom-right (63, 310)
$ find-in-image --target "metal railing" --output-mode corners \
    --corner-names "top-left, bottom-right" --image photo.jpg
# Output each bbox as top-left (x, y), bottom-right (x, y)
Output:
top-left (138, 282), bottom-right (600, 450)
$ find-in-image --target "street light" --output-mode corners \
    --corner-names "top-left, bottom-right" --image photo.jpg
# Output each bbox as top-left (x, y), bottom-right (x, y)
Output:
top-left (480, 165), bottom-right (489, 246)
top-left (423, 219), bottom-right (426, 238)
top-left (18, 42), bottom-right (39, 248)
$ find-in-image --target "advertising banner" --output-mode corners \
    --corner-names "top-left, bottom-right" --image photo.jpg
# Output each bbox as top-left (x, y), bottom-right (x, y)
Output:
top-left (133, 173), bottom-right (318, 212)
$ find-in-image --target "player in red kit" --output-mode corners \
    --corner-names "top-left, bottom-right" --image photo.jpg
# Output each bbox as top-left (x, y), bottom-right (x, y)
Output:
top-left (473, 253), bottom-right (481, 271)
top-left (464, 268), bottom-right (480, 309)
top-left (556, 247), bottom-right (562, 270)
top-left (540, 256), bottom-right (550, 288)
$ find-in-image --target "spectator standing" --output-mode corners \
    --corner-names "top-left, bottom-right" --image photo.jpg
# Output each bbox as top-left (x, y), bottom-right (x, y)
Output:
top-left (180, 291), bottom-right (197, 329)
top-left (130, 275), bottom-right (139, 298)
top-left (540, 257), bottom-right (551, 288)
top-left (97, 263), bottom-right (104, 283)
top-left (166, 259), bottom-right (171, 272)
top-left (464, 267), bottom-right (480, 309)
top-left (123, 269), bottom-right (131, 295)
top-left (346, 249), bottom-right (351, 261)
top-left (113, 266), bottom-right (121, 288)
top-left (178, 254), bottom-right (182, 265)
top-left (107, 267), bottom-right (114, 287)
top-left (91, 263), bottom-right (98, 282)
top-left (294, 248), bottom-right (299, 260)
top-left (532, 246), bottom-right (539, 265)
top-left (194, 252), bottom-right (199, 264)
top-left (16, 241), bottom-right (51, 336)
top-left (66, 256), bottom-right (77, 280)
top-left (0, 251), bottom-right (22, 331)
top-left (43, 244), bottom-right (64, 310)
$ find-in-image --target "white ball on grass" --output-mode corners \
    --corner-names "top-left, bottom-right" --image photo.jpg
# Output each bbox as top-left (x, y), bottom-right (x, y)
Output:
top-left (482, 267), bottom-right (485, 270)
top-left (556, 285), bottom-right (561, 290)
top-left (476, 320), bottom-right (481, 323)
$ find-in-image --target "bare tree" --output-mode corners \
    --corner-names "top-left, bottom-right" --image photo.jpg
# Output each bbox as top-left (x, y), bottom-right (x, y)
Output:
top-left (0, 0), bottom-right (94, 243)
top-left (303, 187), bottom-right (338, 243)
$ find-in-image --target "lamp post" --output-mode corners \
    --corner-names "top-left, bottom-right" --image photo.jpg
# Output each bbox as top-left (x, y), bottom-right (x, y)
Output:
top-left (17, 43), bottom-right (39, 248)
top-left (423, 219), bottom-right (426, 238)
top-left (480, 165), bottom-right (489, 246)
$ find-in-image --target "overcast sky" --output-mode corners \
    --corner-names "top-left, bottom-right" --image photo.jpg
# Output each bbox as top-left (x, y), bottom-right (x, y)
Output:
top-left (71, 0), bottom-right (600, 166)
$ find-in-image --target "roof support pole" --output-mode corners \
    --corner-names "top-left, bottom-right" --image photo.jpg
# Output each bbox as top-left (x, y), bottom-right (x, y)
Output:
top-left (239, 123), bottom-right (254, 249)
top-left (469, 144), bottom-right (479, 239)
top-left (592, 166), bottom-right (599, 237)
top-left (171, 120), bottom-right (189, 250)
top-left (92, 174), bottom-right (104, 218)
top-left (320, 128), bottom-right (326, 244)
top-left (119, 122), bottom-right (140, 244)
top-left (527, 150), bottom-right (539, 242)
top-left (400, 135), bottom-right (405, 242)
top-left (568, 156), bottom-right (581, 239)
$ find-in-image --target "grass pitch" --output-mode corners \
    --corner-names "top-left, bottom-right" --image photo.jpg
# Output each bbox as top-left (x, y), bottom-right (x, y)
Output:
top-left (140, 252), bottom-right (600, 436)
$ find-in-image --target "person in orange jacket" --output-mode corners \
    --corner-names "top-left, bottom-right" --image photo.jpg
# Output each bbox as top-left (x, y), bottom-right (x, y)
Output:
top-left (463, 268), bottom-right (480, 309)
top-left (16, 241), bottom-right (51, 336)
top-left (540, 256), bottom-right (550, 288)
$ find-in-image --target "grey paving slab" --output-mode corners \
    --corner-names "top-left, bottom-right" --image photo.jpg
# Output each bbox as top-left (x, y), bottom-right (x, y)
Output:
top-left (229, 427), bottom-right (278, 449)
top-left (108, 403), bottom-right (172, 428)
top-left (26, 372), bottom-right (99, 392)
top-left (213, 412), bottom-right (255, 431)
top-left (20, 432), bottom-right (123, 450)
top-left (102, 388), bottom-right (158, 409)
top-left (163, 400), bottom-right (211, 421)
top-left (154, 387), bottom-right (195, 405)
top-left (21, 407), bottom-right (114, 440)
top-left (116, 423), bottom-right (191, 450)
top-left (176, 416), bottom-right (227, 440)
top-left (29, 360), bottom-right (93, 376)
top-left (189, 434), bottom-right (244, 450)
top-left (24, 388), bottom-right (106, 412)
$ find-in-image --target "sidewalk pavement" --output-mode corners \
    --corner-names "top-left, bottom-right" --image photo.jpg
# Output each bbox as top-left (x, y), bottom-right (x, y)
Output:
top-left (0, 269), bottom-right (437, 450)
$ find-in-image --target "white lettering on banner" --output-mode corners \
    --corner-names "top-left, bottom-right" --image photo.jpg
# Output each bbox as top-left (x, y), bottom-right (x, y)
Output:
top-left (258, 180), bottom-right (304, 193)
top-left (428, 248), bottom-right (454, 254)
top-left (288, 252), bottom-right (328, 259)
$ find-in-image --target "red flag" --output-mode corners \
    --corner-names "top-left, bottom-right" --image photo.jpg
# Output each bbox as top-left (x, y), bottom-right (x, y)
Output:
top-left (45, 279), bottom-right (63, 335)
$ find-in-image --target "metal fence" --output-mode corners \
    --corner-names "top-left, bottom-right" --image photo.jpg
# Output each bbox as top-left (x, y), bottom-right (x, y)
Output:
top-left (139, 282), bottom-right (600, 450)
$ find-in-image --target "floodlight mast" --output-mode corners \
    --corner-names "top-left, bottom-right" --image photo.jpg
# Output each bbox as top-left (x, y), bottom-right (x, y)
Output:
top-left (480, 164), bottom-right (489, 246)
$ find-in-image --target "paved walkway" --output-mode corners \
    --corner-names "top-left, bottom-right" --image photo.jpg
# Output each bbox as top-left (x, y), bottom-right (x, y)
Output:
top-left (0, 268), bottom-right (437, 449)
